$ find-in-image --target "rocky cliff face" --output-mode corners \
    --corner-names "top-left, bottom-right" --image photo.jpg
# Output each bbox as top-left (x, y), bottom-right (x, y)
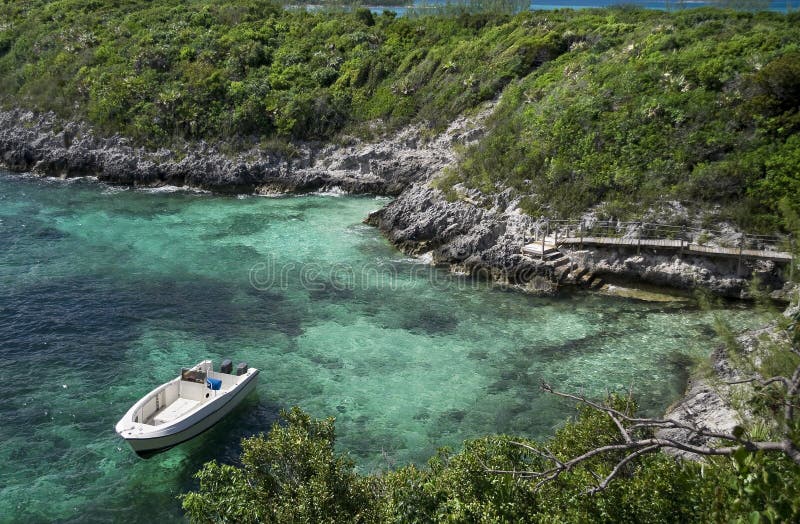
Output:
top-left (568, 247), bottom-right (786, 298)
top-left (365, 183), bottom-right (561, 292)
top-left (367, 181), bottom-right (787, 298)
top-left (0, 108), bottom-right (468, 195)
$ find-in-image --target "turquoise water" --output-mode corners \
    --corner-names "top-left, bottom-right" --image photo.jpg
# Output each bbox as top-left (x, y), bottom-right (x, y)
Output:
top-left (0, 172), bottom-right (760, 522)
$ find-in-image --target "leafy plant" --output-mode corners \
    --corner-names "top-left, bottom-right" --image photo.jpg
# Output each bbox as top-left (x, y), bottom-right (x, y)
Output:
top-left (182, 407), bottom-right (378, 523)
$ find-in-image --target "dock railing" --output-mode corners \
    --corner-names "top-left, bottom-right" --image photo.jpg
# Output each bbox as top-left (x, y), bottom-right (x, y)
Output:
top-left (521, 219), bottom-right (795, 275)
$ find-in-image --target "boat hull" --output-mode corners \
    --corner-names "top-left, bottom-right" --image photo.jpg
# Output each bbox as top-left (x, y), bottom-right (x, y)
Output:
top-left (121, 369), bottom-right (259, 457)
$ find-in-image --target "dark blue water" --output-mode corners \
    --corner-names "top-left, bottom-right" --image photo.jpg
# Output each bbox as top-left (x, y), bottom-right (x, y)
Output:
top-left (524, 0), bottom-right (793, 11)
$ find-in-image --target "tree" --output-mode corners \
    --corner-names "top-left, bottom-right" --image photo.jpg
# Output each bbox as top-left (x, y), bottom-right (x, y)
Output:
top-left (182, 407), bottom-right (379, 523)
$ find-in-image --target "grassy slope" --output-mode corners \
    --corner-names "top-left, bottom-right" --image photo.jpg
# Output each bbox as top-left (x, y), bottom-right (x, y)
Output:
top-left (447, 8), bottom-right (800, 229)
top-left (0, 1), bottom-right (554, 140)
top-left (1, 2), bottom-right (798, 228)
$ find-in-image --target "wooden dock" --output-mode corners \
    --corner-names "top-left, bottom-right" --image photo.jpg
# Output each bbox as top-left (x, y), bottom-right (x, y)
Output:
top-left (524, 236), bottom-right (794, 263)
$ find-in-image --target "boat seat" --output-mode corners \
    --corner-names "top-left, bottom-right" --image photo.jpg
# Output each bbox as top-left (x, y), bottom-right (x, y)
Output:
top-left (153, 397), bottom-right (199, 425)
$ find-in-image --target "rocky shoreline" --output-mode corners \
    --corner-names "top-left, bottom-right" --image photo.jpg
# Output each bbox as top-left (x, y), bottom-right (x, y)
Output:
top-left (366, 181), bottom-right (790, 299)
top-left (657, 302), bottom-right (798, 460)
top-left (0, 108), bottom-right (472, 196)
top-left (1, 107), bottom-right (792, 298)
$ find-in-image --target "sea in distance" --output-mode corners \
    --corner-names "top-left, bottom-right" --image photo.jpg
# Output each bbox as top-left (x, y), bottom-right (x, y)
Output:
top-left (0, 172), bottom-right (765, 522)
top-left (357, 0), bottom-right (795, 15)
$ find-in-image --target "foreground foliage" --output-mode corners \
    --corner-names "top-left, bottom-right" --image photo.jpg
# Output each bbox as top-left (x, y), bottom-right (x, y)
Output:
top-left (183, 396), bottom-right (800, 522)
top-left (182, 407), bottom-right (378, 522)
top-left (1, 3), bottom-right (799, 227)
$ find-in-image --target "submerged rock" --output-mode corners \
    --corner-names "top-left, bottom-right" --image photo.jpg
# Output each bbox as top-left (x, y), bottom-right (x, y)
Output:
top-left (598, 284), bottom-right (690, 302)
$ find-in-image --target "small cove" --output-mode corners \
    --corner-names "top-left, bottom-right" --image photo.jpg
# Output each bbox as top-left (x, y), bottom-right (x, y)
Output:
top-left (0, 172), bottom-right (764, 522)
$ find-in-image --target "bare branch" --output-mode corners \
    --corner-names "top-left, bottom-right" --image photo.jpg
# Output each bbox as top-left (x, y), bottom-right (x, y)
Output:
top-left (541, 381), bottom-right (737, 440)
top-left (724, 376), bottom-right (791, 388)
top-left (496, 436), bottom-right (799, 489)
top-left (588, 445), bottom-right (660, 495)
top-left (785, 363), bottom-right (800, 424)
top-left (609, 412), bottom-right (632, 443)
top-left (509, 441), bottom-right (564, 468)
top-left (542, 383), bottom-right (694, 426)
top-left (489, 376), bottom-right (800, 493)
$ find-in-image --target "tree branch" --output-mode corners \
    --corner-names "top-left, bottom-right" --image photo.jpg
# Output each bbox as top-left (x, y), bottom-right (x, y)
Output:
top-left (724, 376), bottom-right (791, 388)
top-left (487, 376), bottom-right (800, 493)
top-left (588, 444), bottom-right (660, 494)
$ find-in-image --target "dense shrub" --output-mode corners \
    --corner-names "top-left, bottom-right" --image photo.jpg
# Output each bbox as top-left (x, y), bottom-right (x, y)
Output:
top-left (0, 0), bottom-right (541, 143)
top-left (182, 407), bottom-right (379, 523)
top-left (448, 9), bottom-right (800, 229)
top-left (182, 400), bottom-right (800, 522)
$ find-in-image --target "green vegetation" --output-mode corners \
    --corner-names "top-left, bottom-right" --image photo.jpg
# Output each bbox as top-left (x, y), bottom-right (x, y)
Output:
top-left (183, 396), bottom-right (800, 522)
top-left (0, 0), bottom-right (536, 142)
top-left (284, 0), bottom-right (410, 6)
top-left (1, 2), bottom-right (798, 228)
top-left (182, 408), bottom-right (379, 522)
top-left (3, 3), bottom-right (799, 520)
top-left (440, 9), bottom-right (800, 229)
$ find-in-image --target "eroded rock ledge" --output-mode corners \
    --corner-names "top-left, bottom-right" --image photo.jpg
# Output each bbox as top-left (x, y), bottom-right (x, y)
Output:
top-left (0, 108), bottom-right (476, 195)
top-left (366, 182), bottom-right (788, 298)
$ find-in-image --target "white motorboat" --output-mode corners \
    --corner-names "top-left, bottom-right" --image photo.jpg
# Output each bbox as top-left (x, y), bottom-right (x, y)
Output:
top-left (115, 359), bottom-right (259, 457)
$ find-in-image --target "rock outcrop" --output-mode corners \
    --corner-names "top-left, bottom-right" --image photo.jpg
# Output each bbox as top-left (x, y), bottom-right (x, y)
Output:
top-left (366, 183), bottom-right (560, 292)
top-left (0, 109), bottom-right (474, 195)
top-left (658, 316), bottom-right (795, 460)
top-left (367, 181), bottom-right (787, 298)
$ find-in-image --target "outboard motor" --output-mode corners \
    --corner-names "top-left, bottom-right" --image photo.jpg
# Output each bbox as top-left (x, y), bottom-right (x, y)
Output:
top-left (220, 359), bottom-right (233, 374)
top-left (236, 362), bottom-right (248, 376)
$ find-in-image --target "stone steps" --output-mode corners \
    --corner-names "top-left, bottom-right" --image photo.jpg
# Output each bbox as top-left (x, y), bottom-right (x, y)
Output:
top-left (521, 242), bottom-right (603, 289)
top-left (569, 266), bottom-right (590, 281)
top-left (578, 273), bottom-right (604, 289)
top-left (521, 246), bottom-right (558, 257)
top-left (547, 255), bottom-right (570, 268)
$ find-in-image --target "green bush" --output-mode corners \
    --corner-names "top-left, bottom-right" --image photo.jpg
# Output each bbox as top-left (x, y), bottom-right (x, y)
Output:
top-left (447, 9), bottom-right (800, 231)
top-left (182, 400), bottom-right (800, 523)
top-left (0, 0), bottom-right (537, 145)
top-left (182, 407), bottom-right (379, 523)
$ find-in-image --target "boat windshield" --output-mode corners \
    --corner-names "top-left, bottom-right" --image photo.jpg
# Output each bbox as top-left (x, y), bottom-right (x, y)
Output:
top-left (180, 369), bottom-right (206, 384)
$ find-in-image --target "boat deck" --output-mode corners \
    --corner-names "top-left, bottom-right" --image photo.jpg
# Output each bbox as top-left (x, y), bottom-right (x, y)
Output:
top-left (137, 367), bottom-right (242, 427)
top-left (152, 397), bottom-right (201, 425)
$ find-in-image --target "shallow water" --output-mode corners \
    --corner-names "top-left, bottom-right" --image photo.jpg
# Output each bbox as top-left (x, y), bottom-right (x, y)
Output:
top-left (0, 172), bottom-right (761, 522)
